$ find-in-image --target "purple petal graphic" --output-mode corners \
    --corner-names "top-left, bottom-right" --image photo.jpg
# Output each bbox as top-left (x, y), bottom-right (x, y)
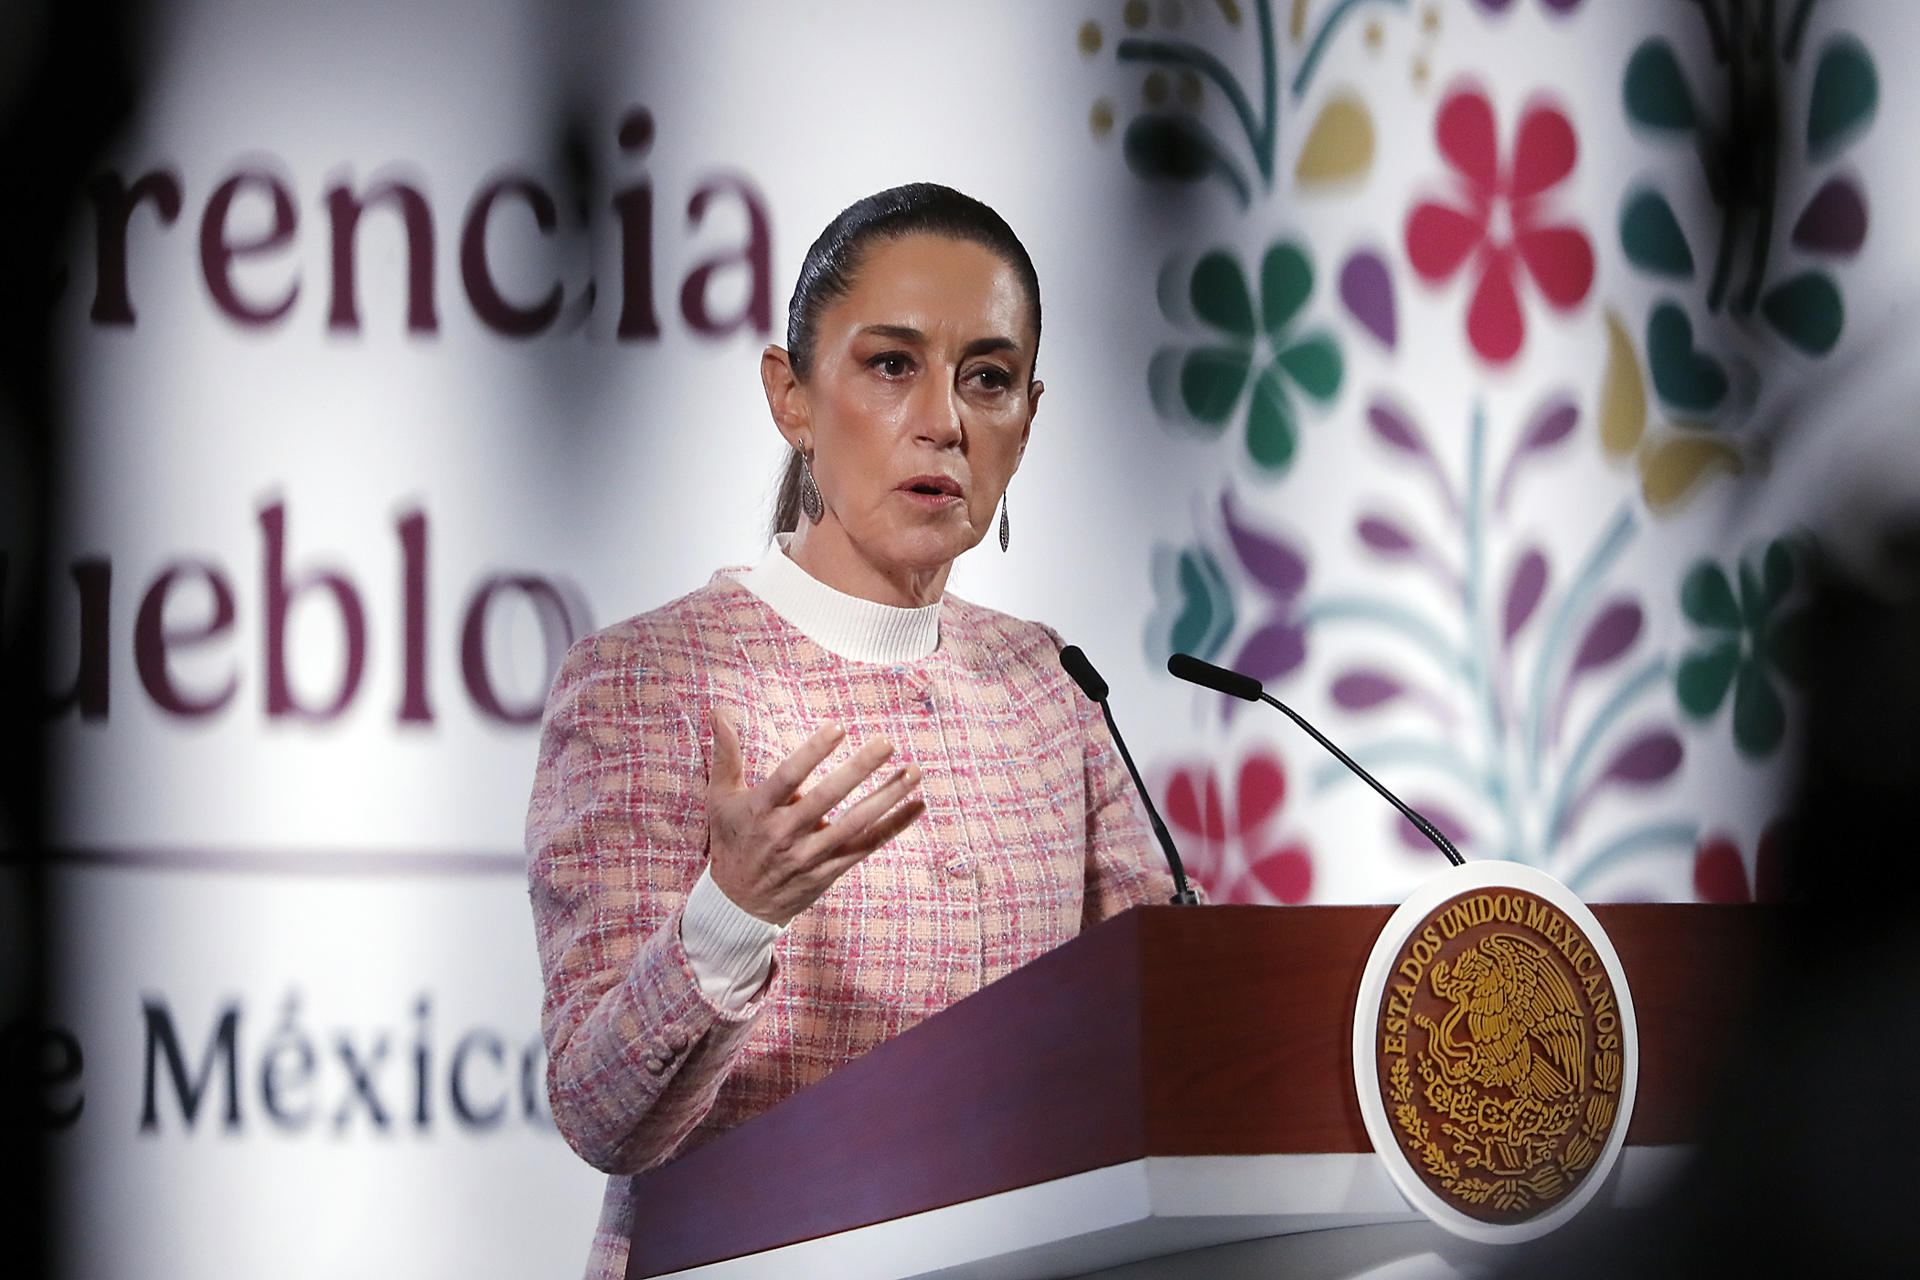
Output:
top-left (1367, 397), bottom-right (1432, 460)
top-left (1396, 801), bottom-right (1474, 855)
top-left (1368, 397), bottom-right (1460, 516)
top-left (1559, 728), bottom-right (1683, 840)
top-left (1234, 618), bottom-right (1307, 684)
top-left (1221, 490), bottom-right (1308, 600)
top-left (1495, 393), bottom-right (1579, 512)
top-left (1550, 597), bottom-right (1644, 747)
top-left (1791, 176), bottom-right (1868, 256)
top-left (1339, 250), bottom-right (1396, 349)
top-left (1517, 395), bottom-right (1580, 454)
top-left (1570, 598), bottom-right (1643, 676)
top-left (1598, 729), bottom-right (1684, 785)
top-left (1332, 669), bottom-right (1403, 711)
top-left (1502, 549), bottom-right (1550, 646)
top-left (1358, 515), bottom-right (1419, 557)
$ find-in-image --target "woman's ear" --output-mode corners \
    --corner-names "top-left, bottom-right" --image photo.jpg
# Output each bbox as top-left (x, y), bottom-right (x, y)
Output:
top-left (761, 345), bottom-right (809, 447)
top-left (1016, 379), bottom-right (1043, 466)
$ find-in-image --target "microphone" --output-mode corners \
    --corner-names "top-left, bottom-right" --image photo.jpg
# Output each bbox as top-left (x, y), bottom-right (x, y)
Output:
top-left (1167, 653), bottom-right (1465, 867)
top-left (1059, 645), bottom-right (1202, 905)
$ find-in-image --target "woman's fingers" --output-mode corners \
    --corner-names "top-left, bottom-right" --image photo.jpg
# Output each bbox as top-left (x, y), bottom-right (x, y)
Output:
top-left (754, 721), bottom-right (848, 804)
top-left (827, 793), bottom-right (927, 864)
top-left (783, 737), bottom-right (897, 829)
top-left (818, 764), bottom-right (921, 846)
top-left (708, 707), bottom-right (746, 791)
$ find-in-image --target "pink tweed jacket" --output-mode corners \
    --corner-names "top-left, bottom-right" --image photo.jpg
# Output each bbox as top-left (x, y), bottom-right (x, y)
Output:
top-left (525, 572), bottom-right (1175, 1280)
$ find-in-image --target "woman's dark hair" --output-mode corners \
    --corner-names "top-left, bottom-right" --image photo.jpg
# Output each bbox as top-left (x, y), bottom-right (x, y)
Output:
top-left (769, 182), bottom-right (1041, 539)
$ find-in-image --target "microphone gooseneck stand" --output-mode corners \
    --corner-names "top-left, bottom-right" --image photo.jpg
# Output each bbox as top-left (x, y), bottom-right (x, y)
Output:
top-left (1059, 645), bottom-right (1203, 904)
top-left (1166, 652), bottom-right (1465, 868)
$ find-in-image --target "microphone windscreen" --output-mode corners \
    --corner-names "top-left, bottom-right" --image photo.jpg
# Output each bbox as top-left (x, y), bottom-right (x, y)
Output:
top-left (1167, 652), bottom-right (1264, 701)
top-left (1058, 645), bottom-right (1109, 702)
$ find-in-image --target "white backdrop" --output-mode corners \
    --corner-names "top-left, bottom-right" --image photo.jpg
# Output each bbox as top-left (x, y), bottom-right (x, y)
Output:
top-left (33, 1), bottom-right (1920, 1276)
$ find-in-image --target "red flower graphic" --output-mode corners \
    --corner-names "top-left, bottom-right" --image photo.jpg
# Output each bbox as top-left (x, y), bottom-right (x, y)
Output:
top-left (1405, 87), bottom-right (1595, 364)
top-left (1161, 747), bottom-right (1313, 903)
top-left (1693, 820), bottom-right (1789, 903)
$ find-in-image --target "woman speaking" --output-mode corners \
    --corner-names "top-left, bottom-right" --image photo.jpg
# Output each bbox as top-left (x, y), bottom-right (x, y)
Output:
top-left (525, 183), bottom-right (1179, 1279)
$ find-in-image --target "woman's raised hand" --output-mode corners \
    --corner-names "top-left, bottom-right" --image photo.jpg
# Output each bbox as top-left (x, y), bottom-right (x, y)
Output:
top-left (705, 709), bottom-right (926, 925)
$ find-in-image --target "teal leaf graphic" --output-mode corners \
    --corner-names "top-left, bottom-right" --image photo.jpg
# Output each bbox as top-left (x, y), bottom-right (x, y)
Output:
top-left (1191, 251), bottom-right (1257, 338)
top-left (1761, 538), bottom-right (1794, 608)
top-left (1808, 36), bottom-right (1878, 162)
top-left (1762, 272), bottom-right (1843, 355)
top-left (1677, 639), bottom-right (1741, 717)
top-left (1150, 544), bottom-right (1236, 663)
top-left (1277, 332), bottom-right (1342, 403)
top-left (1731, 660), bottom-right (1786, 757)
top-left (1624, 40), bottom-right (1695, 132)
top-left (1180, 345), bottom-right (1253, 425)
top-left (1245, 363), bottom-right (1297, 474)
top-left (1680, 561), bottom-right (1741, 630)
top-left (1738, 558), bottom-right (1768, 632)
top-left (1259, 242), bottom-right (1313, 338)
top-left (1769, 607), bottom-right (1812, 686)
top-left (1620, 190), bottom-right (1694, 278)
top-left (1647, 303), bottom-right (1729, 413)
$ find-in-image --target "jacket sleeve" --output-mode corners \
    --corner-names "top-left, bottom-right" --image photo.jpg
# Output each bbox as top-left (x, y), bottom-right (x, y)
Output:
top-left (525, 628), bottom-right (768, 1174)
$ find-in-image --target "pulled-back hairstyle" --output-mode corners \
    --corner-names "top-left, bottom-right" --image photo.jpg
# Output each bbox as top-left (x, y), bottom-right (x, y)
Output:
top-left (768, 183), bottom-right (1041, 539)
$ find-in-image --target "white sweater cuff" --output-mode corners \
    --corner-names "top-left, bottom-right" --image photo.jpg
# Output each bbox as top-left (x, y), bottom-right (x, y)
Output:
top-left (680, 866), bottom-right (784, 1010)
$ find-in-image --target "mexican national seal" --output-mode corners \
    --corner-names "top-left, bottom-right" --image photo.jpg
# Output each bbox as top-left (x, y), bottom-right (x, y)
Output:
top-left (1353, 861), bottom-right (1638, 1243)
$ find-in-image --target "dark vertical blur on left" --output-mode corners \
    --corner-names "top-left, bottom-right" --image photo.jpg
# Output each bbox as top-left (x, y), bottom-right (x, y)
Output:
top-left (0, 3), bottom-right (141, 1276)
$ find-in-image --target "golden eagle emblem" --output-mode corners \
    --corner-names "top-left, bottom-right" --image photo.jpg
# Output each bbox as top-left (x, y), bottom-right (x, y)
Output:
top-left (1422, 932), bottom-right (1585, 1104)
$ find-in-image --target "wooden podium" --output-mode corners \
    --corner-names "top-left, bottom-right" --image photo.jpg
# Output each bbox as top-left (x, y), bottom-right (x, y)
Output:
top-left (625, 904), bottom-right (1766, 1279)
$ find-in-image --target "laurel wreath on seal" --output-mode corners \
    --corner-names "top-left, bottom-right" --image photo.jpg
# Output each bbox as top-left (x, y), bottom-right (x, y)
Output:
top-left (1388, 1036), bottom-right (1620, 1213)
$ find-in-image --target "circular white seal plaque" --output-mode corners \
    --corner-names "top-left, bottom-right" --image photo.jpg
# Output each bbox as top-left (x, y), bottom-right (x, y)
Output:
top-left (1352, 861), bottom-right (1639, 1243)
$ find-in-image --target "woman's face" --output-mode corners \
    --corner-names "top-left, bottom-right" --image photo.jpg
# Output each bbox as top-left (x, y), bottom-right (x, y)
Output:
top-left (764, 233), bottom-right (1041, 605)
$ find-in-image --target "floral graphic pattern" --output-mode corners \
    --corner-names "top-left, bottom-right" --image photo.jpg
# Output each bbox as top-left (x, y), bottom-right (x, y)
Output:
top-left (1074, 0), bottom-right (1828, 897)
top-left (1161, 745), bottom-right (1314, 902)
top-left (1306, 395), bottom-right (1688, 883)
top-left (1146, 542), bottom-right (1236, 665)
top-left (1675, 537), bottom-right (1811, 759)
top-left (1080, 0), bottom-right (1397, 206)
top-left (1613, 5), bottom-right (1877, 504)
top-left (1150, 242), bottom-right (1344, 475)
top-left (1405, 87), bottom-right (1595, 364)
top-left (1693, 820), bottom-right (1789, 903)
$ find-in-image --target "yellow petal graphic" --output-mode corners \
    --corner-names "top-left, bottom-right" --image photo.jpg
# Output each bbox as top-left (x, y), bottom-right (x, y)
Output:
top-left (1295, 95), bottom-right (1375, 186)
top-left (1290, 0), bottom-right (1307, 41)
top-left (1598, 309), bottom-right (1646, 458)
top-left (1639, 432), bottom-right (1743, 511)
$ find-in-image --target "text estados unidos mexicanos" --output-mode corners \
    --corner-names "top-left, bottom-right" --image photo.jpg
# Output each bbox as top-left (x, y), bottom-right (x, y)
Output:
top-left (1378, 893), bottom-right (1620, 1058)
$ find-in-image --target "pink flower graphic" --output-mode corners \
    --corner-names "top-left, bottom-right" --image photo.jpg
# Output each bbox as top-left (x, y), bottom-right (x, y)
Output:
top-left (1160, 747), bottom-right (1313, 904)
top-left (1405, 87), bottom-right (1595, 364)
top-left (1693, 820), bottom-right (1789, 904)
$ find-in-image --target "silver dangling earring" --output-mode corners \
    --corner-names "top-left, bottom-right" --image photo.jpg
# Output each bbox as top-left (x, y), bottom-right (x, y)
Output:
top-left (799, 448), bottom-right (824, 523)
top-left (998, 489), bottom-right (1011, 552)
